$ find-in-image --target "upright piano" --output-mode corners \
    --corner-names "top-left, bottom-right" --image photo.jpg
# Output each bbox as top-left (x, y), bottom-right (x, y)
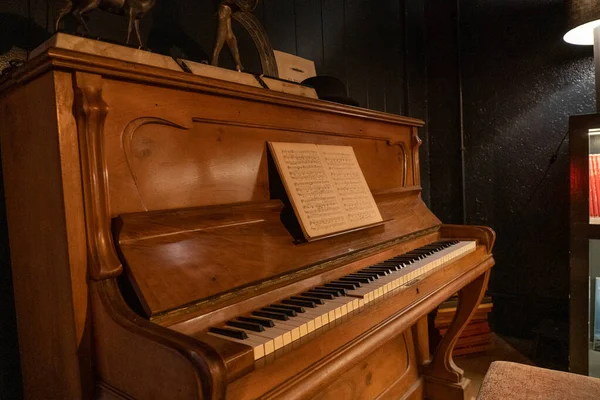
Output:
top-left (0, 45), bottom-right (495, 399)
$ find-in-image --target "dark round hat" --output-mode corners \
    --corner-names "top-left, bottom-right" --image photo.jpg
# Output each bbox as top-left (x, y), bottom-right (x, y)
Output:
top-left (302, 76), bottom-right (359, 107)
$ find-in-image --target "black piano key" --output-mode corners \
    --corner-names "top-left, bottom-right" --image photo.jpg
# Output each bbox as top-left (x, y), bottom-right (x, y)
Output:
top-left (412, 248), bottom-right (435, 253)
top-left (390, 256), bottom-right (418, 262)
top-left (404, 254), bottom-right (426, 260)
top-left (209, 327), bottom-right (248, 340)
top-left (226, 320), bottom-right (265, 332)
top-left (405, 251), bottom-right (427, 256)
top-left (370, 263), bottom-right (401, 270)
top-left (291, 296), bottom-right (324, 305)
top-left (339, 276), bottom-right (370, 284)
top-left (311, 287), bottom-right (344, 296)
top-left (271, 304), bottom-right (305, 313)
top-left (386, 258), bottom-right (413, 264)
top-left (353, 270), bottom-right (380, 275)
top-left (262, 306), bottom-right (296, 317)
top-left (358, 269), bottom-right (387, 277)
top-left (344, 272), bottom-right (374, 282)
top-left (302, 291), bottom-right (334, 300)
top-left (352, 273), bottom-right (380, 281)
top-left (282, 299), bottom-right (317, 308)
top-left (367, 265), bottom-right (398, 272)
top-left (252, 310), bottom-right (289, 321)
top-left (323, 282), bottom-right (356, 291)
top-left (237, 316), bottom-right (275, 327)
top-left (359, 269), bottom-right (382, 275)
top-left (347, 274), bottom-right (375, 282)
top-left (379, 259), bottom-right (406, 264)
top-left (329, 280), bottom-right (360, 288)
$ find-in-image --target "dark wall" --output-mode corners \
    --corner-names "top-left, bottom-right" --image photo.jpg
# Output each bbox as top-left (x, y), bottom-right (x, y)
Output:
top-left (0, 1), bottom-right (427, 398)
top-left (426, 0), bottom-right (463, 224)
top-left (427, 0), bottom-right (596, 368)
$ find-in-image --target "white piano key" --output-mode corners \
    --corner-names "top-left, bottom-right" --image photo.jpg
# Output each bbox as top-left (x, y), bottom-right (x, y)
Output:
top-left (234, 328), bottom-right (282, 352)
top-left (207, 332), bottom-right (266, 360)
top-left (272, 320), bottom-right (303, 341)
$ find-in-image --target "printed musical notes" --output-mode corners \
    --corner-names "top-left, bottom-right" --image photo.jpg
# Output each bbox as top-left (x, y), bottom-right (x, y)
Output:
top-left (269, 142), bottom-right (383, 239)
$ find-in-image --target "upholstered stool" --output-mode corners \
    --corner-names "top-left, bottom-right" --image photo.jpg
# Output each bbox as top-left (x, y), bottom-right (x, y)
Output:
top-left (476, 361), bottom-right (600, 400)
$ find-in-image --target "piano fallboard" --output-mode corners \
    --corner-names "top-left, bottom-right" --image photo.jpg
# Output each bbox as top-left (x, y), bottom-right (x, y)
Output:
top-left (116, 188), bottom-right (440, 320)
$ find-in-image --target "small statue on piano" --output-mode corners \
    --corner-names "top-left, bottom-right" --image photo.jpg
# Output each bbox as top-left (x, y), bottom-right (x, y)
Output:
top-left (211, 0), bottom-right (279, 77)
top-left (55, 0), bottom-right (157, 48)
top-left (211, 0), bottom-right (259, 72)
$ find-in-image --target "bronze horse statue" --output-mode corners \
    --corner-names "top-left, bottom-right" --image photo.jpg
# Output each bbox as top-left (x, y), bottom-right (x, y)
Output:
top-left (55, 0), bottom-right (156, 47)
top-left (211, 0), bottom-right (278, 77)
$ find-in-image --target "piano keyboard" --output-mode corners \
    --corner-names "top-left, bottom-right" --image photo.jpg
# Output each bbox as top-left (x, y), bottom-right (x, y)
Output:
top-left (207, 240), bottom-right (476, 360)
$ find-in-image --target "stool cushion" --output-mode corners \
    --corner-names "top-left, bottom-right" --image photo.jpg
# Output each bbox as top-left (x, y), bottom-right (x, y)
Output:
top-left (477, 361), bottom-right (600, 400)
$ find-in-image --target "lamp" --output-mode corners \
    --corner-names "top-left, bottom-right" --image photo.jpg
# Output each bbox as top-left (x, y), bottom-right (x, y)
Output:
top-left (564, 0), bottom-right (600, 111)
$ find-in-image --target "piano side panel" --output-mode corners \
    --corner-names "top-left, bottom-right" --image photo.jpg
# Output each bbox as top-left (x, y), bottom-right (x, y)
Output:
top-left (0, 71), bottom-right (87, 399)
top-left (96, 77), bottom-right (418, 216)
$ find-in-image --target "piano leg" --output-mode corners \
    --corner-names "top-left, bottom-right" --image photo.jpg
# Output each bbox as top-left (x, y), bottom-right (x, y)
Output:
top-left (422, 270), bottom-right (491, 400)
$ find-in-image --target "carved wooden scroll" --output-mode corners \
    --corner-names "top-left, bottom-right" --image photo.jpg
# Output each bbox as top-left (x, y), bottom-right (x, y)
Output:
top-left (74, 72), bottom-right (122, 279)
top-left (411, 126), bottom-right (422, 186)
top-left (121, 117), bottom-right (190, 211)
top-left (388, 140), bottom-right (409, 187)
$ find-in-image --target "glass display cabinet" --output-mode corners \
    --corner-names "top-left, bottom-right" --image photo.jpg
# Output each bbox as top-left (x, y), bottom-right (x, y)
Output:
top-left (569, 113), bottom-right (600, 377)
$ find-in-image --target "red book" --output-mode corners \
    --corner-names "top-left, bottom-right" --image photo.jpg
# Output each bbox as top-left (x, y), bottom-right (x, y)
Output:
top-left (591, 154), bottom-right (600, 217)
top-left (591, 156), bottom-right (596, 217)
top-left (590, 156), bottom-right (599, 217)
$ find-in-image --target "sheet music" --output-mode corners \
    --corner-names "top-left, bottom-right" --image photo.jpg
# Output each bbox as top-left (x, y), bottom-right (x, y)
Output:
top-left (270, 143), bottom-right (347, 237)
top-left (321, 145), bottom-right (382, 226)
top-left (269, 142), bottom-right (382, 239)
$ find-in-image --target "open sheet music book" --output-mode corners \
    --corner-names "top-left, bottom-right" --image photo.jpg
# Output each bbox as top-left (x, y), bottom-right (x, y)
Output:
top-left (269, 142), bottom-right (383, 240)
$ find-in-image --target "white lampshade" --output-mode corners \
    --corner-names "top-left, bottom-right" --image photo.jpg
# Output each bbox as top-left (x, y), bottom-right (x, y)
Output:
top-left (564, 0), bottom-right (600, 45)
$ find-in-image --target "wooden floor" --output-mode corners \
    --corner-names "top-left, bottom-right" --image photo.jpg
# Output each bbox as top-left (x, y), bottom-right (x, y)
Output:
top-left (455, 334), bottom-right (534, 400)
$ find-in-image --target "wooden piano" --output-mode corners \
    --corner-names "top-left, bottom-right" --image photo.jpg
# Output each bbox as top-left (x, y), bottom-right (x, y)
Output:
top-left (0, 44), bottom-right (495, 400)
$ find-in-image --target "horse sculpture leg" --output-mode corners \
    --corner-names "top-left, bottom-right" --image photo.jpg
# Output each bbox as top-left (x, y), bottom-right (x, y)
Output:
top-left (211, 5), bottom-right (229, 68)
top-left (134, 19), bottom-right (143, 48)
top-left (55, 0), bottom-right (73, 31)
top-left (212, 4), bottom-right (243, 72)
top-left (226, 25), bottom-right (243, 72)
top-left (126, 10), bottom-right (134, 45)
top-left (73, 0), bottom-right (102, 35)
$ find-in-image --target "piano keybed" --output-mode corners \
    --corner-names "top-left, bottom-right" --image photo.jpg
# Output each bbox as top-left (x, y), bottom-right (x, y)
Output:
top-left (207, 240), bottom-right (476, 360)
